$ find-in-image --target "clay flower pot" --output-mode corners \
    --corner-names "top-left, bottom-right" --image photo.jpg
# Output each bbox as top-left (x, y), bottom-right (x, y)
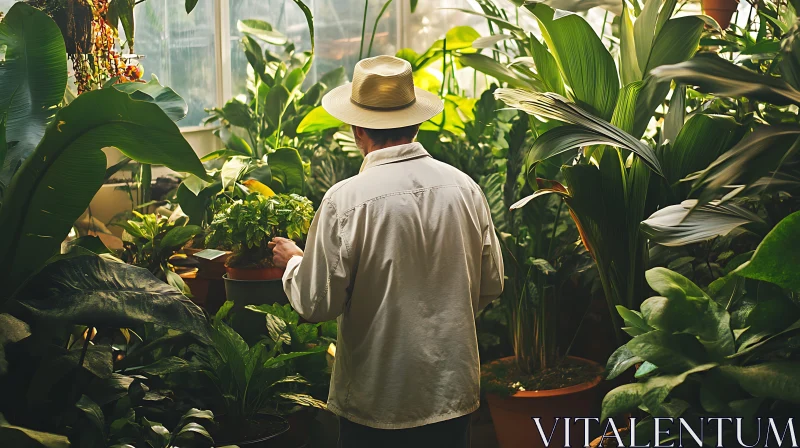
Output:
top-left (702, 0), bottom-right (739, 29)
top-left (486, 356), bottom-right (604, 448)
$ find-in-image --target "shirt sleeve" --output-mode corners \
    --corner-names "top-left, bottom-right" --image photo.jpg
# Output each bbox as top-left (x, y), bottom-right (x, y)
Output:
top-left (282, 198), bottom-right (351, 322)
top-left (477, 192), bottom-right (505, 312)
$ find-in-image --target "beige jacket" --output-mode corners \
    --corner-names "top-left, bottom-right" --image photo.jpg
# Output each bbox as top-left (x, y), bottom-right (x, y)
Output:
top-left (282, 142), bottom-right (504, 429)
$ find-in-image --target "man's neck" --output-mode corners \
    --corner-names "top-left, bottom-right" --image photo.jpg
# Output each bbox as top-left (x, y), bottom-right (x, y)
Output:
top-left (364, 139), bottom-right (415, 156)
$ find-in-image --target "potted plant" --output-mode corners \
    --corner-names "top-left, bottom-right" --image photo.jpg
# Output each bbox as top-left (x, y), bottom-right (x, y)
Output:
top-left (114, 210), bottom-right (203, 298)
top-left (476, 113), bottom-right (604, 448)
top-left (206, 192), bottom-right (313, 282)
top-left (154, 304), bottom-right (329, 447)
top-left (603, 244), bottom-right (800, 446)
top-left (204, 191), bottom-right (313, 340)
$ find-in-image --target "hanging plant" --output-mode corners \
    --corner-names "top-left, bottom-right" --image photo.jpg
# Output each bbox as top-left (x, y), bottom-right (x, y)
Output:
top-left (35, 0), bottom-right (143, 94)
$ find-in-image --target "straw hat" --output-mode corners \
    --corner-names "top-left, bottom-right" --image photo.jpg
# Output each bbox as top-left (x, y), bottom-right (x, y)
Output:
top-left (322, 55), bottom-right (444, 129)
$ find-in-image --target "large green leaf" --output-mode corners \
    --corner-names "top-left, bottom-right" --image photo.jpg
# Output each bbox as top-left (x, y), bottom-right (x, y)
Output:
top-left (0, 313), bottom-right (29, 376)
top-left (296, 106), bottom-right (343, 134)
top-left (643, 17), bottom-right (704, 75)
top-left (458, 54), bottom-right (538, 90)
top-left (660, 114), bottom-right (739, 186)
top-left (237, 19), bottom-right (287, 45)
top-left (266, 86), bottom-right (291, 130)
top-left (0, 413), bottom-right (70, 448)
top-left (160, 225), bottom-right (203, 253)
top-left (0, 3), bottom-right (67, 186)
top-left (526, 4), bottom-right (619, 120)
top-left (0, 88), bottom-right (207, 299)
top-left (632, 17), bottom-right (704, 138)
top-left (642, 200), bottom-right (764, 246)
top-left (642, 268), bottom-right (734, 358)
top-left (11, 255), bottom-right (210, 340)
top-left (685, 126), bottom-right (800, 208)
top-left (633, 0), bottom-right (663, 74)
top-left (108, 0), bottom-right (135, 49)
top-left (620, 1), bottom-right (641, 86)
top-left (268, 147), bottom-right (305, 194)
top-left (440, 26), bottom-right (481, 50)
top-left (719, 362), bottom-right (800, 403)
top-left (221, 99), bottom-right (254, 128)
top-left (606, 345), bottom-right (644, 380)
top-left (529, 36), bottom-right (565, 97)
top-left (114, 75), bottom-right (188, 122)
top-left (496, 90), bottom-right (663, 176)
top-left (626, 330), bottom-right (709, 372)
top-left (735, 211), bottom-right (800, 291)
top-left (601, 363), bottom-right (717, 421)
top-left (651, 53), bottom-right (800, 106)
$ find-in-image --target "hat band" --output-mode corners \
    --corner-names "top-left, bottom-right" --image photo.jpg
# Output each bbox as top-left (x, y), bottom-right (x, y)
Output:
top-left (350, 96), bottom-right (417, 111)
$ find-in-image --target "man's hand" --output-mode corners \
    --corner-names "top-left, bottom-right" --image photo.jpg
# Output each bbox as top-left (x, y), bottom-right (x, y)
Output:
top-left (269, 237), bottom-right (304, 268)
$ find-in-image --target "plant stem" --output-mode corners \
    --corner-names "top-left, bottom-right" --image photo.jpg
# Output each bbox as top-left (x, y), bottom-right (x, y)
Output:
top-left (359, 0), bottom-right (369, 60)
top-left (367, 0), bottom-right (394, 58)
top-left (78, 327), bottom-right (92, 368)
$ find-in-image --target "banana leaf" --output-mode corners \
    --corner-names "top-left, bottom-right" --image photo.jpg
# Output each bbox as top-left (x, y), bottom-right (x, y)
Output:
top-left (0, 3), bottom-right (67, 187)
top-left (0, 88), bottom-right (208, 300)
top-left (10, 254), bottom-right (210, 340)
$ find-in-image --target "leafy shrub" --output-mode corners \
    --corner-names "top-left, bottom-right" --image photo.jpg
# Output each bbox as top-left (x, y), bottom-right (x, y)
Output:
top-left (205, 193), bottom-right (314, 269)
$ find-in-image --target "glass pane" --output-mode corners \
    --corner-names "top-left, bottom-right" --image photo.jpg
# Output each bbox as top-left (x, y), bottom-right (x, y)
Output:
top-left (229, 0), bottom-right (400, 97)
top-left (130, 0), bottom-right (218, 127)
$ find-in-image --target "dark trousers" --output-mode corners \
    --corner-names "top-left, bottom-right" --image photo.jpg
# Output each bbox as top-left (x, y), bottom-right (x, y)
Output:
top-left (338, 414), bottom-right (472, 448)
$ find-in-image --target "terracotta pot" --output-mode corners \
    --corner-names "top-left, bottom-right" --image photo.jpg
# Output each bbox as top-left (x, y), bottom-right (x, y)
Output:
top-left (226, 266), bottom-right (285, 281)
top-left (702, 0), bottom-right (739, 29)
top-left (486, 356), bottom-right (604, 448)
top-left (181, 274), bottom-right (210, 308)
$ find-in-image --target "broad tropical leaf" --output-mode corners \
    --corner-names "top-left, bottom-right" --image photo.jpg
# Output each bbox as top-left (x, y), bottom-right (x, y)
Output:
top-left (619, 2), bottom-right (642, 87)
top-left (0, 413), bottom-right (70, 448)
top-left (685, 126), bottom-right (800, 207)
top-left (643, 16), bottom-right (704, 76)
top-left (606, 345), bottom-right (644, 380)
top-left (496, 89), bottom-right (663, 176)
top-left (237, 19), bottom-right (287, 45)
top-left (651, 53), bottom-right (800, 106)
top-left (0, 88), bottom-right (208, 297)
top-left (0, 3), bottom-right (67, 186)
top-left (529, 36), bottom-right (565, 97)
top-left (268, 148), bottom-right (305, 194)
top-left (296, 106), bottom-right (343, 134)
top-left (10, 255), bottom-right (210, 340)
top-left (601, 364), bottom-right (718, 421)
top-left (642, 200), bottom-right (764, 246)
top-left (641, 268), bottom-right (734, 358)
top-left (719, 362), bottom-right (800, 404)
top-left (113, 75), bottom-right (188, 122)
top-left (735, 211), bottom-right (800, 291)
top-left (526, 4), bottom-right (619, 120)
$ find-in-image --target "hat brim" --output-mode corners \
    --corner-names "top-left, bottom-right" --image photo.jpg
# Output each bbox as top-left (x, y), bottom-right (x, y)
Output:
top-left (322, 83), bottom-right (444, 130)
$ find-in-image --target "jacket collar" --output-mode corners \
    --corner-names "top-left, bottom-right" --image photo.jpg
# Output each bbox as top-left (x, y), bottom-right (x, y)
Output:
top-left (359, 142), bottom-right (430, 173)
